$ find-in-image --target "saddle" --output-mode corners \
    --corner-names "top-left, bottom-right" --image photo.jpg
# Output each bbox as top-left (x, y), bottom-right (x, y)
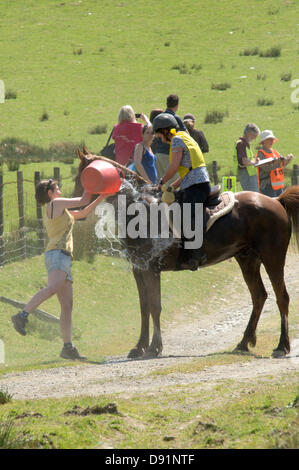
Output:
top-left (205, 185), bottom-right (235, 231)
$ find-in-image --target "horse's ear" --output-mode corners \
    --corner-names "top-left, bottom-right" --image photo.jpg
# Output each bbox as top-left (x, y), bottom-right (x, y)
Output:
top-left (77, 148), bottom-right (84, 160)
top-left (82, 145), bottom-right (90, 155)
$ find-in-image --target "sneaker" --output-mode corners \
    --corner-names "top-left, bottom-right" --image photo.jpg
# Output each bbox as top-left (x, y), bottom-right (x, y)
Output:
top-left (60, 344), bottom-right (87, 361)
top-left (11, 312), bottom-right (28, 336)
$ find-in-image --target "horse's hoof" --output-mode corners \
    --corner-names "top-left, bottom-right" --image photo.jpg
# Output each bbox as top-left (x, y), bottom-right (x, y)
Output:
top-left (248, 337), bottom-right (257, 348)
top-left (127, 347), bottom-right (144, 359)
top-left (233, 343), bottom-right (249, 353)
top-left (142, 348), bottom-right (161, 359)
top-left (271, 349), bottom-right (287, 359)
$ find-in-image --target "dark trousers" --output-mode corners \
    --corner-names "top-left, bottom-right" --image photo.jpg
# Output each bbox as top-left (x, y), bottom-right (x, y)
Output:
top-left (182, 182), bottom-right (211, 233)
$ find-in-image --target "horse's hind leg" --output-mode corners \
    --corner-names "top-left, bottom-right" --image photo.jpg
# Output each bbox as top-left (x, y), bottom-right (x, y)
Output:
top-left (234, 252), bottom-right (268, 352)
top-left (128, 268), bottom-right (150, 359)
top-left (262, 255), bottom-right (290, 358)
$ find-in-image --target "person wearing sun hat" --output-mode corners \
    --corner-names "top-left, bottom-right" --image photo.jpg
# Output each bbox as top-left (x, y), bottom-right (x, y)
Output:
top-left (183, 113), bottom-right (209, 154)
top-left (255, 130), bottom-right (294, 197)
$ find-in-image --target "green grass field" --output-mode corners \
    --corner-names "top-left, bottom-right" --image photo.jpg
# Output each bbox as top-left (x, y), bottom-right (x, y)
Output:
top-left (0, 378), bottom-right (298, 449)
top-left (0, 255), bottom-right (298, 449)
top-left (0, 0), bottom-right (299, 450)
top-left (0, 0), bottom-right (298, 181)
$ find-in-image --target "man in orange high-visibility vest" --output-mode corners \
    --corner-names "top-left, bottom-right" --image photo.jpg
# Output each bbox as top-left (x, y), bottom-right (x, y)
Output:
top-left (256, 130), bottom-right (294, 197)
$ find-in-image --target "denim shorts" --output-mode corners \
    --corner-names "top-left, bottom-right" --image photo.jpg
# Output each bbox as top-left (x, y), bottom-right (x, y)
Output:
top-left (44, 250), bottom-right (73, 282)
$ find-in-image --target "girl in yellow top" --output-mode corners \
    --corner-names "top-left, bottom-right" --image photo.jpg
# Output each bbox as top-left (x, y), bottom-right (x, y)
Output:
top-left (11, 179), bottom-right (104, 360)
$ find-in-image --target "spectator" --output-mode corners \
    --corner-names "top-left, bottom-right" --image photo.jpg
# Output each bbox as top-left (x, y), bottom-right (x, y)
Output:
top-left (256, 130), bottom-right (294, 197)
top-left (165, 94), bottom-right (187, 132)
top-left (183, 113), bottom-right (209, 154)
top-left (154, 94), bottom-right (185, 181)
top-left (149, 108), bottom-right (164, 154)
top-left (133, 124), bottom-right (157, 184)
top-left (112, 105), bottom-right (150, 166)
top-left (233, 123), bottom-right (260, 192)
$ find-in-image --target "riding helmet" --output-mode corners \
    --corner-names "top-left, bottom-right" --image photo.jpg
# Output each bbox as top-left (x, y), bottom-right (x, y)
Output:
top-left (152, 113), bottom-right (179, 132)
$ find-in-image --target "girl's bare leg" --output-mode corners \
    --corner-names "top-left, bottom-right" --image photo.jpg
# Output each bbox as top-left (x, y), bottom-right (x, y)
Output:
top-left (56, 280), bottom-right (73, 344)
top-left (24, 270), bottom-right (68, 313)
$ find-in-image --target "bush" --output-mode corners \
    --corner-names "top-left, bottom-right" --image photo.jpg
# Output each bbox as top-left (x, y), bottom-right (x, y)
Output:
top-left (257, 98), bottom-right (274, 106)
top-left (190, 63), bottom-right (202, 71)
top-left (257, 73), bottom-right (267, 80)
top-left (204, 110), bottom-right (228, 124)
top-left (211, 82), bottom-right (231, 91)
top-left (240, 47), bottom-right (259, 56)
top-left (88, 124), bottom-right (107, 135)
top-left (171, 63), bottom-right (189, 74)
top-left (0, 137), bottom-right (85, 167)
top-left (0, 388), bottom-right (12, 404)
top-left (280, 72), bottom-right (292, 82)
top-left (171, 63), bottom-right (202, 74)
top-left (5, 90), bottom-right (17, 100)
top-left (0, 137), bottom-right (48, 170)
top-left (40, 111), bottom-right (49, 122)
top-left (259, 46), bottom-right (281, 57)
top-left (0, 419), bottom-right (14, 448)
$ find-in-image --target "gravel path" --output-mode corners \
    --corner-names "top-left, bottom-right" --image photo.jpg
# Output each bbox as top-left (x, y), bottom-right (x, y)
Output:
top-left (1, 254), bottom-right (298, 400)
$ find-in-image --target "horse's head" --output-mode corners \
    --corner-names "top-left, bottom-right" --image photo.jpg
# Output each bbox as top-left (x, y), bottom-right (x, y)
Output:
top-left (73, 147), bottom-right (180, 270)
top-left (73, 146), bottom-right (155, 198)
top-left (73, 146), bottom-right (98, 197)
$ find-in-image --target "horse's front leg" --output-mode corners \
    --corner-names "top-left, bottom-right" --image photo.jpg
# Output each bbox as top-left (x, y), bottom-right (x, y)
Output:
top-left (143, 269), bottom-right (163, 358)
top-left (128, 268), bottom-right (150, 359)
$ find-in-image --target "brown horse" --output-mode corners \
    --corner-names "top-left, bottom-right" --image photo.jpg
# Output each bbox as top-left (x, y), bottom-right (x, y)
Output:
top-left (75, 150), bottom-right (299, 359)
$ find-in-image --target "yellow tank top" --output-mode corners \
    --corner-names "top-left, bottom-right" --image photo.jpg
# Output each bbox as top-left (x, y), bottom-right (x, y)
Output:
top-left (44, 206), bottom-right (74, 255)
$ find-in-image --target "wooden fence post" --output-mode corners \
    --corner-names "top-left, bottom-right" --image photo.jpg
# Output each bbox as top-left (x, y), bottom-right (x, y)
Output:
top-left (291, 164), bottom-right (298, 186)
top-left (17, 170), bottom-right (26, 260)
top-left (212, 161), bottom-right (219, 185)
top-left (54, 167), bottom-right (60, 187)
top-left (0, 174), bottom-right (5, 266)
top-left (34, 171), bottom-right (44, 254)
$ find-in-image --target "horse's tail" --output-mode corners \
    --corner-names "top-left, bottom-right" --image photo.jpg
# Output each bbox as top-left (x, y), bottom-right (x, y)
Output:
top-left (277, 185), bottom-right (299, 250)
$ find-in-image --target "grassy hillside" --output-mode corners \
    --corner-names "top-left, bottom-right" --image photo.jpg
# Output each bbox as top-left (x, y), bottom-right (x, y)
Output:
top-left (0, 0), bottom-right (298, 181)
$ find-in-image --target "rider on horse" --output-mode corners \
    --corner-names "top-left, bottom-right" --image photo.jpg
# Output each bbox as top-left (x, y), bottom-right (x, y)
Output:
top-left (153, 113), bottom-right (211, 270)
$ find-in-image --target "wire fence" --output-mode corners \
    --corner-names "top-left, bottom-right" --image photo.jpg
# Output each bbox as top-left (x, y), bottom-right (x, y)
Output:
top-left (0, 168), bottom-right (76, 266)
top-left (0, 163), bottom-right (298, 267)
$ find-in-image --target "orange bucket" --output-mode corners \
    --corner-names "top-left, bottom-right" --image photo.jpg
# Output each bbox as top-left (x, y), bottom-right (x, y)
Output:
top-left (81, 160), bottom-right (123, 194)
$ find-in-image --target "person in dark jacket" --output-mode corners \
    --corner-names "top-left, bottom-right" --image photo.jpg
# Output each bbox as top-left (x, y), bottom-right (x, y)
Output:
top-left (183, 113), bottom-right (209, 154)
top-left (154, 94), bottom-right (185, 181)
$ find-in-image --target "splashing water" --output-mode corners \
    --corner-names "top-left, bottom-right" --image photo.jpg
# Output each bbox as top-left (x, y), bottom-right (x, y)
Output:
top-left (93, 179), bottom-right (181, 270)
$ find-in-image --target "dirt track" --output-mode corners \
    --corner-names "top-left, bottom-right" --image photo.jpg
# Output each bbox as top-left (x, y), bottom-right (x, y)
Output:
top-left (1, 253), bottom-right (299, 401)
